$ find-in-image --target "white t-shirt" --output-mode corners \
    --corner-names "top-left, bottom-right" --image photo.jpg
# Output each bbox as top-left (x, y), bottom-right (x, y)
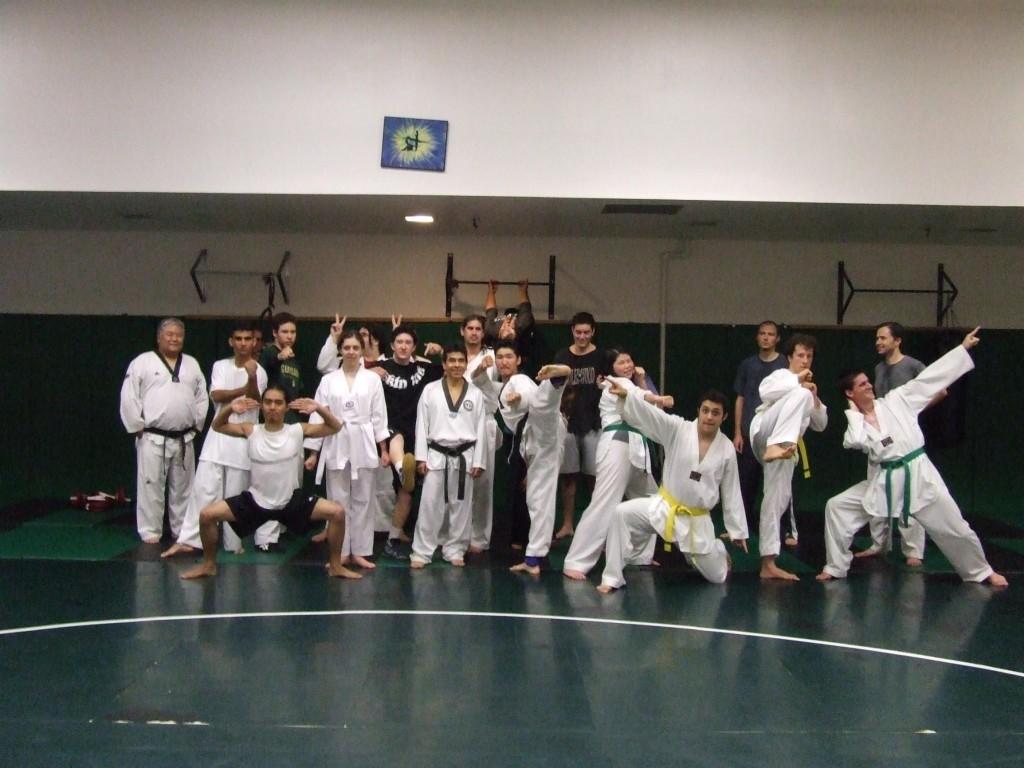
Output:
top-left (247, 423), bottom-right (304, 509)
top-left (199, 358), bottom-right (268, 469)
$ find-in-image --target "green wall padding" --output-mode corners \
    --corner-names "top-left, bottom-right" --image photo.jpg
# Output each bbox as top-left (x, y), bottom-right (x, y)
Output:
top-left (1, 315), bottom-right (1019, 531)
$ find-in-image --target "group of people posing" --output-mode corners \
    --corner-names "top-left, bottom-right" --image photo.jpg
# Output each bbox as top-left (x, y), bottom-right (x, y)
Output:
top-left (118, 290), bottom-right (1008, 589)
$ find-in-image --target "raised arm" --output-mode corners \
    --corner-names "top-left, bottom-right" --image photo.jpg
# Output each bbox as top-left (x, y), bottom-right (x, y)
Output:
top-left (213, 397), bottom-right (260, 438)
top-left (893, 328), bottom-right (978, 415)
top-left (292, 398), bottom-right (342, 438)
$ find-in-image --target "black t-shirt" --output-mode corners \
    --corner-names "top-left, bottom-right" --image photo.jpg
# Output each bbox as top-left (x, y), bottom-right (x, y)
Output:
top-left (370, 358), bottom-right (443, 434)
top-left (553, 346), bottom-right (603, 435)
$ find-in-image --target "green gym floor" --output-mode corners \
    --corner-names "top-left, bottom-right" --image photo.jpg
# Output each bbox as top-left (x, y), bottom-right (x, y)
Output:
top-left (1, 503), bottom-right (1023, 767)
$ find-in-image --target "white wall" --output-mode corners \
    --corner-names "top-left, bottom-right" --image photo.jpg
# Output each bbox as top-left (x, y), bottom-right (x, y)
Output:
top-left (2, 0), bottom-right (1022, 206)
top-left (1, 229), bottom-right (1021, 328)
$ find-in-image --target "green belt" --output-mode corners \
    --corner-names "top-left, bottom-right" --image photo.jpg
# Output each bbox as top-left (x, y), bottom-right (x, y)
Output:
top-left (880, 446), bottom-right (927, 528)
top-left (797, 437), bottom-right (811, 479)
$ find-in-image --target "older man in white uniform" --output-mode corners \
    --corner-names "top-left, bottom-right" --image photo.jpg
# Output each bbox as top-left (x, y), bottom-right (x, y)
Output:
top-left (120, 318), bottom-right (209, 543)
top-left (817, 327), bottom-right (1007, 587)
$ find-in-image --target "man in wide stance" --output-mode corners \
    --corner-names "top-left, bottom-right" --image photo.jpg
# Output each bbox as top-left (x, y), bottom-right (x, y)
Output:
top-left (817, 327), bottom-right (1006, 587)
top-left (181, 385), bottom-right (361, 580)
top-left (598, 387), bottom-right (748, 592)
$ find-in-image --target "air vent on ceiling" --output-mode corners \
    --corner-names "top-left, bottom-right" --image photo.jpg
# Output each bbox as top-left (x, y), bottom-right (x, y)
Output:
top-left (122, 212), bottom-right (154, 221)
top-left (963, 226), bottom-right (997, 234)
top-left (688, 220), bottom-right (719, 228)
top-left (601, 203), bottom-right (682, 215)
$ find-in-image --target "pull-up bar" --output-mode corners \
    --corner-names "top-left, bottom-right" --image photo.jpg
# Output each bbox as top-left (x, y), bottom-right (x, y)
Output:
top-left (836, 261), bottom-right (958, 326)
top-left (190, 249), bottom-right (292, 308)
top-left (445, 253), bottom-right (556, 319)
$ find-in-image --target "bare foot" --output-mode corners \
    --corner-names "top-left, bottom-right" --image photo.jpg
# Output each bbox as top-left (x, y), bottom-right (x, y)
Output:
top-left (510, 562), bottom-right (540, 576)
top-left (554, 525), bottom-right (574, 540)
top-left (449, 558), bottom-right (465, 568)
top-left (327, 563), bottom-right (363, 579)
top-left (142, 536), bottom-right (160, 544)
top-left (762, 444), bottom-right (797, 463)
top-left (161, 543), bottom-right (198, 559)
top-left (563, 569), bottom-right (587, 581)
top-left (181, 562), bottom-right (217, 580)
top-left (596, 584), bottom-right (616, 594)
top-left (760, 561), bottom-right (800, 581)
top-left (227, 546), bottom-right (245, 555)
top-left (468, 546), bottom-right (484, 555)
top-left (353, 556), bottom-right (376, 570)
top-left (905, 557), bottom-right (923, 567)
top-left (510, 543), bottom-right (524, 551)
top-left (410, 559), bottom-right (427, 569)
top-left (784, 536), bottom-right (798, 548)
top-left (311, 527), bottom-right (328, 544)
top-left (853, 547), bottom-right (881, 559)
top-left (987, 572), bottom-right (1009, 588)
top-left (815, 571), bottom-right (835, 582)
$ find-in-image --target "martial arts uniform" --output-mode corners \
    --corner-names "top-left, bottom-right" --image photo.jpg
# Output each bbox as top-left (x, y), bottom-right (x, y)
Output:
top-left (120, 351), bottom-right (208, 540)
top-left (821, 345), bottom-right (995, 582)
top-left (863, 355), bottom-right (928, 558)
top-left (600, 386), bottom-right (747, 589)
top-left (750, 370), bottom-right (827, 559)
top-left (563, 379), bottom-right (657, 575)
top-left (412, 379), bottom-right (488, 564)
top-left (306, 367), bottom-right (389, 559)
top-left (476, 372), bottom-right (568, 560)
top-left (175, 358), bottom-right (268, 551)
top-left (465, 347), bottom-right (499, 551)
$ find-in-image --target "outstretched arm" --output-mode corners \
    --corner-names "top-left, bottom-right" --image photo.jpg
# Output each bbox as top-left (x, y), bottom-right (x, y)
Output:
top-left (293, 399), bottom-right (342, 438)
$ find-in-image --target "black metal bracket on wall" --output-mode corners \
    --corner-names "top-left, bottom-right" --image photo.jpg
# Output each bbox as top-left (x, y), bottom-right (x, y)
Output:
top-left (190, 250), bottom-right (292, 309)
top-left (445, 253), bottom-right (556, 319)
top-left (837, 261), bottom-right (958, 326)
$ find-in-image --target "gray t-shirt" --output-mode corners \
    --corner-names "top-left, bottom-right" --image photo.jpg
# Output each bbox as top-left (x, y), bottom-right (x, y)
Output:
top-left (874, 355), bottom-right (925, 397)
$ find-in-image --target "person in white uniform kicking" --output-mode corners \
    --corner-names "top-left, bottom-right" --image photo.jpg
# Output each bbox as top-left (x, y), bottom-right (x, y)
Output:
top-left (120, 317), bottom-right (209, 543)
top-left (817, 327), bottom-right (1007, 587)
top-left (411, 344), bottom-right (488, 567)
top-left (162, 319), bottom-right (268, 558)
top-left (305, 330), bottom-right (390, 571)
top-left (181, 385), bottom-right (361, 580)
top-left (750, 333), bottom-right (827, 581)
top-left (598, 388), bottom-right (748, 592)
top-left (563, 349), bottom-right (673, 580)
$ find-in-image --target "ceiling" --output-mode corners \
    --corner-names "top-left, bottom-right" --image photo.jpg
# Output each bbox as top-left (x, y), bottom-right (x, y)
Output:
top-left (0, 191), bottom-right (1021, 246)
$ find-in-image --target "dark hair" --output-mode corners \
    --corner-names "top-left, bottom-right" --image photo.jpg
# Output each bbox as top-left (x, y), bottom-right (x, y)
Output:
top-left (782, 333), bottom-right (817, 357)
top-left (262, 383), bottom-right (291, 404)
top-left (359, 324), bottom-right (386, 346)
top-left (838, 369), bottom-right (865, 397)
top-left (443, 342), bottom-right (468, 362)
top-left (875, 321), bottom-right (905, 342)
top-left (391, 323), bottom-right (418, 346)
top-left (757, 320), bottom-right (780, 334)
top-left (337, 329), bottom-right (363, 349)
top-left (461, 314), bottom-right (486, 329)
top-left (493, 339), bottom-right (521, 357)
top-left (229, 318), bottom-right (257, 334)
top-left (697, 389), bottom-right (729, 413)
top-left (271, 312), bottom-right (297, 332)
top-left (601, 348), bottom-right (633, 378)
top-left (569, 311), bottom-right (596, 330)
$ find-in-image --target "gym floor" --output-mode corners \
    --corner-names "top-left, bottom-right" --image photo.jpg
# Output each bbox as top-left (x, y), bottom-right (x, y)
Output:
top-left (1, 504), bottom-right (1023, 767)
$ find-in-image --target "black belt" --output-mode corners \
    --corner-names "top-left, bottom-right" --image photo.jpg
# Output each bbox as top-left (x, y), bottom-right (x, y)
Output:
top-left (143, 426), bottom-right (196, 467)
top-left (427, 440), bottom-right (477, 502)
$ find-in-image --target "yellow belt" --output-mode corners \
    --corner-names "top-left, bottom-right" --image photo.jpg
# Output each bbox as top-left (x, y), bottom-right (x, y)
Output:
top-left (659, 486), bottom-right (708, 552)
top-left (797, 437), bottom-right (811, 479)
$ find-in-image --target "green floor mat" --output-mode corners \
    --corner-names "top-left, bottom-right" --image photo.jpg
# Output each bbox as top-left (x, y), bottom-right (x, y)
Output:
top-left (214, 533), bottom-right (309, 565)
top-left (0, 524), bottom-right (138, 561)
top-left (23, 506), bottom-right (132, 528)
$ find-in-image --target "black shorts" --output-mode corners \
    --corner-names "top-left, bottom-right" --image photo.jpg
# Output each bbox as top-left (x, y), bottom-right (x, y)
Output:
top-left (386, 425), bottom-right (415, 450)
top-left (225, 489), bottom-right (319, 539)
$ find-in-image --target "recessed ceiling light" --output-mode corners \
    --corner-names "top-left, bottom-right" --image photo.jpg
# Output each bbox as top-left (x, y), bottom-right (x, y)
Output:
top-left (405, 214), bottom-right (434, 224)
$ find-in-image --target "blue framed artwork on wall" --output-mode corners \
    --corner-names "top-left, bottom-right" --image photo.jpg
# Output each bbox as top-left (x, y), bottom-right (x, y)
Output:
top-left (381, 116), bottom-right (448, 172)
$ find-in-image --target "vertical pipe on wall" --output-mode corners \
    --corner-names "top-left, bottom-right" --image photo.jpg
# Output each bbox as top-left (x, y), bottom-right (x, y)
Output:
top-left (659, 251), bottom-right (669, 394)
